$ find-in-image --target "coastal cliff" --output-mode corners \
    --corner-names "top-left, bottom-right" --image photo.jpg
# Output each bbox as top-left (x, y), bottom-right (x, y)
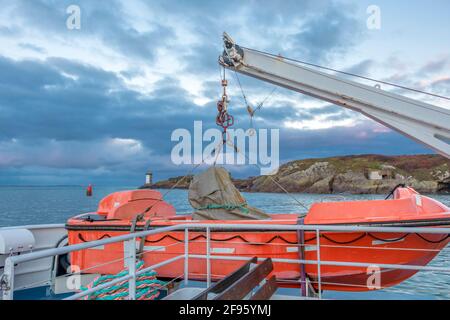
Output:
top-left (142, 154), bottom-right (450, 194)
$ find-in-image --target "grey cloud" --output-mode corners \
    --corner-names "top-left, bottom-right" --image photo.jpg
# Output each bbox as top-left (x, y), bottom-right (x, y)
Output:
top-left (278, 122), bottom-right (430, 163)
top-left (18, 43), bottom-right (47, 54)
top-left (0, 26), bottom-right (20, 37)
top-left (7, 0), bottom-right (176, 61)
top-left (343, 59), bottom-right (374, 75)
top-left (288, 2), bottom-right (364, 62)
top-left (417, 57), bottom-right (449, 76)
top-left (0, 1), bottom-right (438, 185)
top-left (430, 77), bottom-right (450, 96)
top-left (181, 0), bottom-right (364, 77)
top-left (0, 55), bottom-right (218, 178)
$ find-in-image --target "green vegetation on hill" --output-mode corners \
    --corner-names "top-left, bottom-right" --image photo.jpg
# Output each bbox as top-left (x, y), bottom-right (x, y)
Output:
top-left (281, 154), bottom-right (449, 181)
top-left (143, 154), bottom-right (450, 194)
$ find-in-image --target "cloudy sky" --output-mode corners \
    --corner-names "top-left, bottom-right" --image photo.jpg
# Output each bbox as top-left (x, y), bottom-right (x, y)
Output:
top-left (0, 0), bottom-right (449, 186)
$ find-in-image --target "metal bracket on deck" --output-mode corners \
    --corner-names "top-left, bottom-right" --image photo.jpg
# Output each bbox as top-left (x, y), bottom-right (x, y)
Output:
top-left (304, 277), bottom-right (319, 298)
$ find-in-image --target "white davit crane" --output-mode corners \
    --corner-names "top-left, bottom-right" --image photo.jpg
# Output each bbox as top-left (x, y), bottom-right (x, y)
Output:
top-left (219, 33), bottom-right (450, 159)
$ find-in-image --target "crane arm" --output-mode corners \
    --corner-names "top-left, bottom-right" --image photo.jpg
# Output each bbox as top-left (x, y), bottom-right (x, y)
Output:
top-left (219, 33), bottom-right (450, 159)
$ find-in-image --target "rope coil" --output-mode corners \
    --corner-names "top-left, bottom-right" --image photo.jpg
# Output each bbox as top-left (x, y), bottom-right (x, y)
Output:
top-left (197, 202), bottom-right (250, 214)
top-left (80, 260), bottom-right (166, 300)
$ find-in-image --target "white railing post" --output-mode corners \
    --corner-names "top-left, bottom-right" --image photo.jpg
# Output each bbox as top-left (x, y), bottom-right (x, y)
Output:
top-left (1, 257), bottom-right (15, 300)
top-left (316, 229), bottom-right (322, 299)
top-left (1, 223), bottom-right (448, 301)
top-left (124, 237), bottom-right (137, 300)
top-left (184, 228), bottom-right (189, 286)
top-left (206, 227), bottom-right (211, 287)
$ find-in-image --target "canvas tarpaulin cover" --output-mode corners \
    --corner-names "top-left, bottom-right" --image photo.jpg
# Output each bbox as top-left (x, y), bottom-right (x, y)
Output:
top-left (188, 167), bottom-right (270, 220)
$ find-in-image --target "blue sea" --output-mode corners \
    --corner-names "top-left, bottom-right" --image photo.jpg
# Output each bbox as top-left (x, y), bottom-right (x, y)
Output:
top-left (0, 186), bottom-right (449, 300)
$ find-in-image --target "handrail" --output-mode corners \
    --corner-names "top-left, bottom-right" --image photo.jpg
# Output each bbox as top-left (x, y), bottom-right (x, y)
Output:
top-left (5, 223), bottom-right (450, 265)
top-left (187, 254), bottom-right (450, 273)
top-left (2, 223), bottom-right (449, 300)
top-left (0, 223), bottom-right (65, 230)
top-left (6, 224), bottom-right (183, 264)
top-left (181, 223), bottom-right (450, 233)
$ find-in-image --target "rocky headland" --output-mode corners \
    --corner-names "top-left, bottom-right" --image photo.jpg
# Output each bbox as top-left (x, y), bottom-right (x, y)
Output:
top-left (142, 154), bottom-right (450, 194)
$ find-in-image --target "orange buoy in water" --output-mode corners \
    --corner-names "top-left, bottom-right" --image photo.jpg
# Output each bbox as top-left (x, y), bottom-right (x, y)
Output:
top-left (86, 184), bottom-right (93, 197)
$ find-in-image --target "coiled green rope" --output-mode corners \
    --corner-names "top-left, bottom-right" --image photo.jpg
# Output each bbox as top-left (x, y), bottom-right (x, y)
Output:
top-left (197, 203), bottom-right (249, 214)
top-left (80, 260), bottom-right (166, 300)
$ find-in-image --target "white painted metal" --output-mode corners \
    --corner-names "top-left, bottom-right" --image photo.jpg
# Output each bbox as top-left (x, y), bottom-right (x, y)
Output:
top-left (143, 246), bottom-right (165, 252)
top-left (163, 287), bottom-right (204, 300)
top-left (219, 33), bottom-right (450, 159)
top-left (53, 273), bottom-right (99, 295)
top-left (184, 229), bottom-right (189, 285)
top-left (0, 229), bottom-right (35, 254)
top-left (0, 224), bottom-right (66, 298)
top-left (159, 223), bottom-right (450, 234)
top-left (124, 238), bottom-right (137, 300)
top-left (67, 274), bottom-right (133, 300)
top-left (5, 223), bottom-right (450, 266)
top-left (211, 247), bottom-right (235, 254)
top-left (187, 253), bottom-right (450, 273)
top-left (2, 223), bottom-right (449, 300)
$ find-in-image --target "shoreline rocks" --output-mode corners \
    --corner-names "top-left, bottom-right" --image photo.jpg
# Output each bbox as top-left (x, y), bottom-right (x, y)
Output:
top-left (141, 154), bottom-right (450, 194)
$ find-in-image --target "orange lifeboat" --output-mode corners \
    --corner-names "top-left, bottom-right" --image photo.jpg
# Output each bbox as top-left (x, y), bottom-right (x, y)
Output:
top-left (66, 187), bottom-right (450, 292)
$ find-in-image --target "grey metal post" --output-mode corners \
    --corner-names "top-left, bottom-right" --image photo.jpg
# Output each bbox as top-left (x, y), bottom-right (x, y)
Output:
top-left (184, 228), bottom-right (189, 286)
top-left (1, 257), bottom-right (15, 300)
top-left (206, 227), bottom-right (211, 287)
top-left (316, 229), bottom-right (322, 299)
top-left (124, 237), bottom-right (137, 300)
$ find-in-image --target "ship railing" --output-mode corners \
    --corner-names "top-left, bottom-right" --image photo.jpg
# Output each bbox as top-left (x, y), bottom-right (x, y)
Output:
top-left (1, 223), bottom-right (449, 300)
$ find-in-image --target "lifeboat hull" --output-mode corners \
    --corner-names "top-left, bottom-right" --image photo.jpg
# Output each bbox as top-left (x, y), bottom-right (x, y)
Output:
top-left (67, 221), bottom-right (449, 291)
top-left (66, 188), bottom-right (450, 292)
